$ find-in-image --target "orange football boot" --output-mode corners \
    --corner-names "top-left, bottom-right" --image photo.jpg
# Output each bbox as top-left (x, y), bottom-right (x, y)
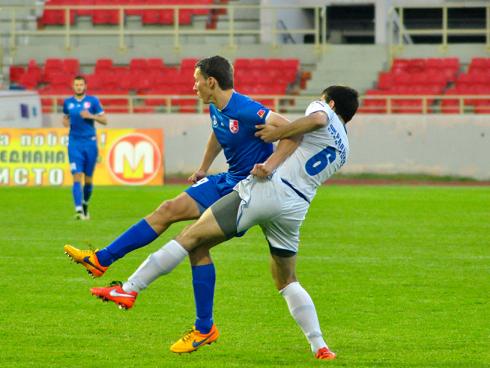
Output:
top-left (64, 244), bottom-right (108, 277)
top-left (170, 324), bottom-right (219, 353)
top-left (90, 281), bottom-right (138, 310)
top-left (315, 347), bottom-right (336, 360)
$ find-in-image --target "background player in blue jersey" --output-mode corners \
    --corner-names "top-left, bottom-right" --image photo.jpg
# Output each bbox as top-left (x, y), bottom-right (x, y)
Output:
top-left (62, 75), bottom-right (107, 220)
top-left (64, 56), bottom-right (291, 339)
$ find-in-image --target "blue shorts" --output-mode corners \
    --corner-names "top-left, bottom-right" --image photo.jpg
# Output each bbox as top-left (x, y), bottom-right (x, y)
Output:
top-left (68, 138), bottom-right (98, 176)
top-left (185, 173), bottom-right (239, 212)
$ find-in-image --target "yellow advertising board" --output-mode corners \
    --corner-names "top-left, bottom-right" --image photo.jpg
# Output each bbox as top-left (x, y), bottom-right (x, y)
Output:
top-left (0, 128), bottom-right (164, 186)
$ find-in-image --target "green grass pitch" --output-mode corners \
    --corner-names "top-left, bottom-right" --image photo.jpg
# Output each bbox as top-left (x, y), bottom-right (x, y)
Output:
top-left (0, 185), bottom-right (489, 367)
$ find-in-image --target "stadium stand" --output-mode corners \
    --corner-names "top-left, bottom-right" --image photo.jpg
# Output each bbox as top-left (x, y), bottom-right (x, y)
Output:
top-left (442, 58), bottom-right (490, 114)
top-left (39, 0), bottom-right (218, 27)
top-left (3, 1), bottom-right (490, 115)
top-left (360, 57), bottom-right (461, 114)
top-left (9, 57), bottom-right (301, 113)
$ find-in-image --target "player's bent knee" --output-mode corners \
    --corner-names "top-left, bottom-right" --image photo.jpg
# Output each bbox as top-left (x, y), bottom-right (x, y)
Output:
top-left (153, 200), bottom-right (180, 223)
top-left (177, 224), bottom-right (205, 247)
top-left (73, 173), bottom-right (83, 182)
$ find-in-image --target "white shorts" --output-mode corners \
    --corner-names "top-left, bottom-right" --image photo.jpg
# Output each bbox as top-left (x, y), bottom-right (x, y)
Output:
top-left (234, 174), bottom-right (310, 254)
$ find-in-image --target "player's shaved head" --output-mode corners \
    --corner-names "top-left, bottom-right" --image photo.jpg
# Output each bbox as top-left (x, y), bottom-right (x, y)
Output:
top-left (322, 85), bottom-right (359, 123)
top-left (195, 56), bottom-right (234, 90)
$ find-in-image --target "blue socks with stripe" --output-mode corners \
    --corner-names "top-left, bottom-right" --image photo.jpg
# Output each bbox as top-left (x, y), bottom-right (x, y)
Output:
top-left (72, 181), bottom-right (83, 211)
top-left (192, 263), bottom-right (216, 334)
top-left (96, 219), bottom-right (158, 267)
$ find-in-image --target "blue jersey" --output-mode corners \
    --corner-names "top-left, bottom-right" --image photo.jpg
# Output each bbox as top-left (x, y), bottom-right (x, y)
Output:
top-left (63, 95), bottom-right (104, 139)
top-left (209, 91), bottom-right (273, 181)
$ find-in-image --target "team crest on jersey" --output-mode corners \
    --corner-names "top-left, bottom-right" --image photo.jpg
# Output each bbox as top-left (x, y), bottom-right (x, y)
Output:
top-left (257, 109), bottom-right (266, 118)
top-left (83, 102), bottom-right (91, 109)
top-left (68, 103), bottom-right (74, 109)
top-left (229, 119), bottom-right (239, 134)
top-left (212, 115), bottom-right (218, 128)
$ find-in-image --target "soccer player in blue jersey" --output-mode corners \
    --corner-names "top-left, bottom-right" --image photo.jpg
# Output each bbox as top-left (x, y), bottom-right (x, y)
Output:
top-left (64, 55), bottom-right (290, 340)
top-left (63, 75), bottom-right (107, 220)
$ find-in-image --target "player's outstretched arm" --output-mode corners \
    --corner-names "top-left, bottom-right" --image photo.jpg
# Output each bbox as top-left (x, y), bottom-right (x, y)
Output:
top-left (256, 111), bottom-right (327, 143)
top-left (189, 132), bottom-right (222, 183)
top-left (251, 112), bottom-right (300, 178)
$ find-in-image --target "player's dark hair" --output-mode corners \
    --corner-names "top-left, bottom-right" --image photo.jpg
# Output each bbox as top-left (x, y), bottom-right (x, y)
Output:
top-left (322, 85), bottom-right (359, 123)
top-left (195, 56), bottom-right (234, 90)
top-left (74, 75), bottom-right (87, 83)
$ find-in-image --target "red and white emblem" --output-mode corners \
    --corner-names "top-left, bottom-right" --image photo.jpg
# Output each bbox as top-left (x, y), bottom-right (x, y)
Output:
top-left (257, 109), bottom-right (266, 118)
top-left (83, 102), bottom-right (91, 109)
top-left (229, 119), bottom-right (239, 134)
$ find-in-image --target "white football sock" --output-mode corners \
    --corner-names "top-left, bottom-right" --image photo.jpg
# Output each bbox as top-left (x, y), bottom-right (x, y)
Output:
top-left (123, 240), bottom-right (188, 293)
top-left (280, 281), bottom-right (327, 353)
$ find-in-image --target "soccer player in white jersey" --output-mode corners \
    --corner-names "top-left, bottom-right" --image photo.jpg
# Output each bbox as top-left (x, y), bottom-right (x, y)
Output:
top-left (90, 85), bottom-right (359, 360)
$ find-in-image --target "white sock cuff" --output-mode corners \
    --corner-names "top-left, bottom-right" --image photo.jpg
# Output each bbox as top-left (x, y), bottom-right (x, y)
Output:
top-left (279, 281), bottom-right (302, 296)
top-left (166, 239), bottom-right (188, 257)
top-left (123, 240), bottom-right (188, 293)
top-left (151, 239), bottom-right (188, 272)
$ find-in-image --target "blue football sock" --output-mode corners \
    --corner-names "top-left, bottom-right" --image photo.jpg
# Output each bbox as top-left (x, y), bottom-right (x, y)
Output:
top-left (192, 263), bottom-right (216, 334)
top-left (96, 219), bottom-right (158, 267)
top-left (72, 181), bottom-right (83, 210)
top-left (83, 183), bottom-right (93, 203)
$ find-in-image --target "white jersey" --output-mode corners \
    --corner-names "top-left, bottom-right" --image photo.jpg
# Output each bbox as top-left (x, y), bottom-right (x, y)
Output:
top-left (276, 100), bottom-right (350, 202)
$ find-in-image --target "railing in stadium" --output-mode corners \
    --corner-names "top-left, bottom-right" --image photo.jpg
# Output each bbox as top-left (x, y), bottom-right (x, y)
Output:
top-left (1, 3), bottom-right (489, 51)
top-left (2, 4), bottom-right (328, 50)
top-left (39, 94), bottom-right (490, 114)
top-left (390, 5), bottom-right (490, 50)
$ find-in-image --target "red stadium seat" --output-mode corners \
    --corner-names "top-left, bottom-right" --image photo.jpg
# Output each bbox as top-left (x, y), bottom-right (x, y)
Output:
top-left (147, 58), bottom-right (165, 71)
top-left (10, 66), bottom-right (25, 83)
top-left (377, 72), bottom-right (393, 90)
top-left (40, 0), bottom-right (76, 26)
top-left (125, 0), bottom-right (144, 17)
top-left (95, 58), bottom-right (113, 72)
top-left (129, 58), bottom-right (148, 71)
top-left (75, 0), bottom-right (93, 17)
top-left (234, 58), bottom-right (253, 69)
top-left (63, 58), bottom-right (80, 74)
top-left (179, 10), bottom-right (193, 25)
top-left (181, 58), bottom-right (199, 71)
top-left (92, 0), bottom-right (121, 25)
top-left (17, 57), bottom-right (305, 114)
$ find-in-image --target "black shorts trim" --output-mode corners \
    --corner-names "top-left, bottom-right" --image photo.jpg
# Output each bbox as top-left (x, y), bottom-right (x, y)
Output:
top-left (268, 241), bottom-right (297, 257)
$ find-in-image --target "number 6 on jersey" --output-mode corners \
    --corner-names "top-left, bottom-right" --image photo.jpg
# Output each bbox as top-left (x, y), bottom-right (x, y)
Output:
top-left (305, 146), bottom-right (337, 176)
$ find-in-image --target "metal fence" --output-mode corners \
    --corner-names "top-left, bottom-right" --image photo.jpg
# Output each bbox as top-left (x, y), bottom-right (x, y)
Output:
top-left (39, 93), bottom-right (490, 115)
top-left (1, 3), bottom-right (488, 50)
top-left (1, 3), bottom-right (327, 50)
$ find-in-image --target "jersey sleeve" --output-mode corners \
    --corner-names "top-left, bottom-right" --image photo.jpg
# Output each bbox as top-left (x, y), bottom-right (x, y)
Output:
top-left (63, 99), bottom-right (69, 116)
top-left (239, 99), bottom-right (270, 126)
top-left (92, 97), bottom-right (104, 115)
top-left (305, 100), bottom-right (335, 121)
